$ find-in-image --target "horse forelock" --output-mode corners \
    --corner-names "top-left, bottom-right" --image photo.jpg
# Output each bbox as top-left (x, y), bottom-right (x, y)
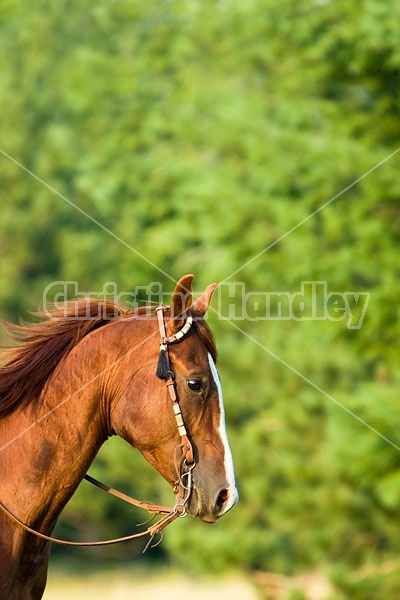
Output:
top-left (190, 313), bottom-right (218, 364)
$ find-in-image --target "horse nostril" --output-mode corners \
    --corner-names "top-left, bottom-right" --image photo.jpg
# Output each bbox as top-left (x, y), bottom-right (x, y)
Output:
top-left (216, 488), bottom-right (229, 512)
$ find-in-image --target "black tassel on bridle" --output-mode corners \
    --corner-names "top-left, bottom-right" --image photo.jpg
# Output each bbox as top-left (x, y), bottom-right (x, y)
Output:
top-left (155, 307), bottom-right (193, 380)
top-left (156, 342), bottom-right (170, 380)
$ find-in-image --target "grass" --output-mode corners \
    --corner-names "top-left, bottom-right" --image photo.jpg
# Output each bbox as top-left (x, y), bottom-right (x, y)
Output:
top-left (44, 566), bottom-right (259, 600)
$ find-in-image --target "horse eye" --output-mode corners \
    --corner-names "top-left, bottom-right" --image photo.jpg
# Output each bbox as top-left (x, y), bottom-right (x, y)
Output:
top-left (187, 379), bottom-right (203, 392)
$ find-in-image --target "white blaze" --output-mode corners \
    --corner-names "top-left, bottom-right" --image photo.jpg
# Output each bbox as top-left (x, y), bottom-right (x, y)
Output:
top-left (208, 353), bottom-right (239, 512)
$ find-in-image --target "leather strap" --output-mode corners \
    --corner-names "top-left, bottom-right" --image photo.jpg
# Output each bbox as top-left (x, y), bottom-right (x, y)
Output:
top-left (0, 497), bottom-right (180, 549)
top-left (83, 474), bottom-right (172, 514)
top-left (156, 307), bottom-right (194, 465)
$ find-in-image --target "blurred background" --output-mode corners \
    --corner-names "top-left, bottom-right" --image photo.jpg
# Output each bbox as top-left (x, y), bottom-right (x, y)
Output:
top-left (1, 1), bottom-right (400, 598)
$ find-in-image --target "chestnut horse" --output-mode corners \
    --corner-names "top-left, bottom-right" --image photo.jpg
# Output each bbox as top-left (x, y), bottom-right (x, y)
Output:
top-left (0, 275), bottom-right (238, 600)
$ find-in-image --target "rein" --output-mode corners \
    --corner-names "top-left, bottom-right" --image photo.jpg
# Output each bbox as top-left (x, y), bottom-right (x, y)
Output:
top-left (0, 308), bottom-right (195, 552)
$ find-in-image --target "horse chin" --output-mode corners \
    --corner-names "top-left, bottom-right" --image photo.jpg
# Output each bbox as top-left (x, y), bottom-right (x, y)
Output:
top-left (182, 488), bottom-right (219, 524)
top-left (198, 514), bottom-right (218, 524)
top-left (185, 504), bottom-right (218, 524)
top-left (190, 505), bottom-right (219, 524)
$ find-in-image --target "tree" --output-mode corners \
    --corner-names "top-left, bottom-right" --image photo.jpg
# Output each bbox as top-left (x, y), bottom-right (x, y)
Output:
top-left (1, 1), bottom-right (400, 596)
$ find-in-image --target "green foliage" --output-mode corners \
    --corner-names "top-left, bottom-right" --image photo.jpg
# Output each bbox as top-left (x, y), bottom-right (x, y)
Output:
top-left (1, 0), bottom-right (400, 596)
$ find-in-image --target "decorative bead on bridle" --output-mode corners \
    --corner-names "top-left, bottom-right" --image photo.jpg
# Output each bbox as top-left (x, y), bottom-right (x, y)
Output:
top-left (155, 306), bottom-right (195, 467)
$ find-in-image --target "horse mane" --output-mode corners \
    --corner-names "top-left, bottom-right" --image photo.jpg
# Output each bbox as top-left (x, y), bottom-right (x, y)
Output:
top-left (0, 299), bottom-right (123, 419)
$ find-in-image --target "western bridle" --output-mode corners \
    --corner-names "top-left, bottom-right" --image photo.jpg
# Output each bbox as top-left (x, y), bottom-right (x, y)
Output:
top-left (155, 305), bottom-right (195, 466)
top-left (0, 307), bottom-right (196, 552)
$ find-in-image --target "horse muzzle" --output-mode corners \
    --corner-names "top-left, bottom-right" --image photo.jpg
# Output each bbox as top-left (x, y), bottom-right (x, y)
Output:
top-left (186, 481), bottom-right (239, 523)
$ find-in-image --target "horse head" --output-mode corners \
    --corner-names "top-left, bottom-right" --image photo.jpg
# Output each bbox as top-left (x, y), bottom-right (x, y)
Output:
top-left (0, 274), bottom-right (237, 598)
top-left (110, 275), bottom-right (238, 523)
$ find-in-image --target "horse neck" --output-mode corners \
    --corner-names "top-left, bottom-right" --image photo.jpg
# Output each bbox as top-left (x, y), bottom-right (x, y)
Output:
top-left (0, 321), bottom-right (131, 524)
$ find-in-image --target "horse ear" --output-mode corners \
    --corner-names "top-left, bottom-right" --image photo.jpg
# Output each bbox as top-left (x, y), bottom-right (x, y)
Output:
top-left (191, 282), bottom-right (217, 317)
top-left (170, 274), bottom-right (194, 324)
